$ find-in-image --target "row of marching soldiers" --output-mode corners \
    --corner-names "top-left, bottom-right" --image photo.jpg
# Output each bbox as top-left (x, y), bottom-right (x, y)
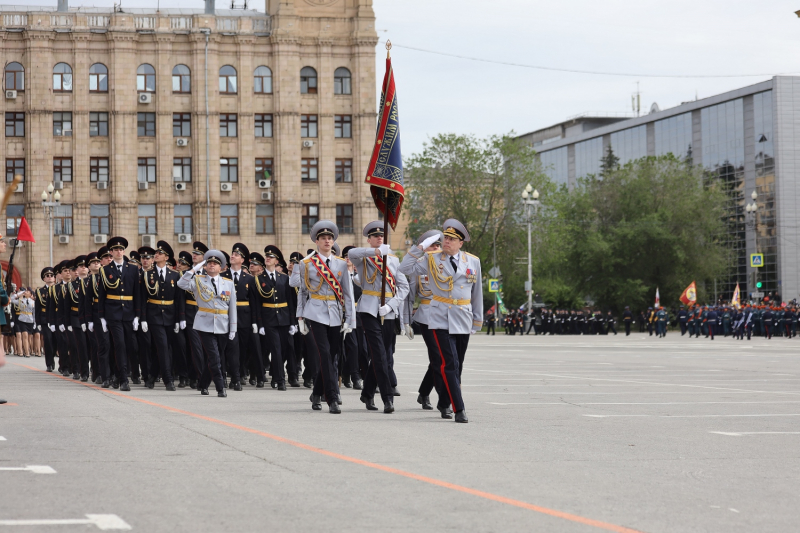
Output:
top-left (31, 217), bottom-right (482, 423)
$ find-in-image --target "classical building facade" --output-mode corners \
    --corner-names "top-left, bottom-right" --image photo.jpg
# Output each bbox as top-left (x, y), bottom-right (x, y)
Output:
top-left (0, 0), bottom-right (381, 283)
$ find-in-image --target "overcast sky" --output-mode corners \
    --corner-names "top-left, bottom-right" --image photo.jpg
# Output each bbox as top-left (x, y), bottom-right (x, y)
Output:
top-left (12, 0), bottom-right (800, 155)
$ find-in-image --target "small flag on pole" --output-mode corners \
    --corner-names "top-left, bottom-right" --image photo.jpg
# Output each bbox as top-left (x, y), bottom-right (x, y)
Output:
top-left (679, 281), bottom-right (697, 306)
top-left (731, 283), bottom-right (740, 309)
top-left (16, 217), bottom-right (35, 243)
top-left (654, 287), bottom-right (660, 309)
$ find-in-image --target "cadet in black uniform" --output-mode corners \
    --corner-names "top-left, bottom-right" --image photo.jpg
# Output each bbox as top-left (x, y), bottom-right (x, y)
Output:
top-left (222, 242), bottom-right (257, 390)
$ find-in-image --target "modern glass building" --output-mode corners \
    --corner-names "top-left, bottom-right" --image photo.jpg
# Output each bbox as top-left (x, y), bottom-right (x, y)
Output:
top-left (517, 77), bottom-right (800, 302)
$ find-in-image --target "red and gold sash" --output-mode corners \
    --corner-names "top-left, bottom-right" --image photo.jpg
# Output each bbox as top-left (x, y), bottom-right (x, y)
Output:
top-left (309, 254), bottom-right (343, 304)
top-left (367, 256), bottom-right (396, 295)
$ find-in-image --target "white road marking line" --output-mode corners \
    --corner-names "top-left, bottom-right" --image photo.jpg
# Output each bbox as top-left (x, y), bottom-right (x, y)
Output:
top-left (0, 514), bottom-right (130, 530)
top-left (585, 414), bottom-right (800, 418)
top-left (0, 465), bottom-right (56, 474)
top-left (0, 437), bottom-right (5, 441)
top-left (729, 509), bottom-right (740, 513)
top-left (709, 431), bottom-right (800, 436)
top-left (489, 401), bottom-right (800, 406)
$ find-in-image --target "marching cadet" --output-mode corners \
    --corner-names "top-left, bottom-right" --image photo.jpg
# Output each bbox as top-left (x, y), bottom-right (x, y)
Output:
top-left (289, 221), bottom-right (356, 414)
top-left (606, 311), bottom-right (617, 335)
top-left (134, 247), bottom-right (155, 384)
top-left (622, 306), bottom-right (632, 336)
top-left (141, 241), bottom-right (186, 391)
top-left (177, 251), bottom-right (203, 389)
top-left (348, 221), bottom-right (410, 413)
top-left (222, 242), bottom-right (258, 390)
top-left (85, 251), bottom-right (111, 388)
top-left (97, 237), bottom-right (142, 392)
top-left (256, 245), bottom-right (298, 390)
top-left (36, 267), bottom-right (56, 372)
top-left (67, 256), bottom-right (90, 381)
top-left (677, 306), bottom-right (688, 335)
top-left (49, 262), bottom-right (72, 377)
top-left (246, 251), bottom-right (267, 384)
top-left (177, 250), bottom-right (237, 398)
top-left (705, 306), bottom-right (717, 340)
top-left (399, 218), bottom-right (482, 424)
top-left (341, 246), bottom-right (366, 389)
top-left (287, 251), bottom-right (312, 387)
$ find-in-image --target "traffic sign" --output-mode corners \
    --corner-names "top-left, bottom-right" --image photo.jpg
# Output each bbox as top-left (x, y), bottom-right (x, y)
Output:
top-left (750, 253), bottom-right (764, 267)
top-left (489, 266), bottom-right (501, 278)
top-left (752, 291), bottom-right (764, 298)
top-left (488, 279), bottom-right (500, 293)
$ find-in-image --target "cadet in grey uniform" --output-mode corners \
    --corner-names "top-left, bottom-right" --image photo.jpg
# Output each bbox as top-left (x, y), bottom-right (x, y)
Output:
top-left (347, 220), bottom-right (409, 413)
top-left (177, 250), bottom-right (237, 397)
top-left (289, 221), bottom-right (356, 414)
top-left (399, 219), bottom-right (482, 423)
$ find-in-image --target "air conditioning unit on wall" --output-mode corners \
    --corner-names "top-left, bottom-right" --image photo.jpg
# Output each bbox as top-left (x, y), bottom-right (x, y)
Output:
top-left (94, 234), bottom-right (108, 244)
top-left (220, 183), bottom-right (232, 192)
top-left (138, 93), bottom-right (152, 104)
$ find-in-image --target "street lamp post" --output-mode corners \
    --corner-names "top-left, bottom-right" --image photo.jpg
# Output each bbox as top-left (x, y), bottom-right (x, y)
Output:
top-left (41, 183), bottom-right (61, 268)
top-left (745, 190), bottom-right (758, 301)
top-left (521, 184), bottom-right (540, 315)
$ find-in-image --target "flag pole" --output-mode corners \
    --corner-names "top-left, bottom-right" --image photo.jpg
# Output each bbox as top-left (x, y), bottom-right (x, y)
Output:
top-left (379, 41), bottom-right (392, 325)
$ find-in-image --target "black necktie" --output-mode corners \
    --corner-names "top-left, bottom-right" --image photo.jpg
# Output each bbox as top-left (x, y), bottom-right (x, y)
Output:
top-left (326, 259), bottom-right (331, 269)
top-left (159, 269), bottom-right (165, 284)
top-left (117, 264), bottom-right (123, 273)
top-left (211, 278), bottom-right (217, 295)
top-left (271, 273), bottom-right (275, 283)
top-left (450, 256), bottom-right (457, 273)
top-left (234, 272), bottom-right (239, 287)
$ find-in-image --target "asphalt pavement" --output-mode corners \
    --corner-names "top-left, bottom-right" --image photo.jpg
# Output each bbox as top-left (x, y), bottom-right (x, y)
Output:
top-left (1, 332), bottom-right (798, 532)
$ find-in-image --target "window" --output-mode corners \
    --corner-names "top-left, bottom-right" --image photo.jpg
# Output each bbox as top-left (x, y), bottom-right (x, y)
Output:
top-left (138, 204), bottom-right (157, 234)
top-left (301, 204), bottom-right (319, 234)
top-left (255, 114), bottom-right (273, 137)
top-left (53, 63), bottom-right (72, 92)
top-left (5, 62), bottom-right (24, 91)
top-left (172, 64), bottom-right (191, 93)
top-left (54, 157), bottom-right (72, 183)
top-left (301, 114), bottom-right (318, 138)
top-left (53, 204), bottom-right (72, 235)
top-left (173, 157), bottom-right (191, 182)
top-left (138, 112), bottom-right (155, 137)
top-left (5, 205), bottom-right (23, 237)
top-left (301, 158), bottom-right (318, 182)
top-left (89, 112), bottom-right (108, 137)
top-left (90, 204), bottom-right (110, 235)
top-left (89, 63), bottom-right (108, 92)
top-left (174, 205), bottom-right (192, 234)
top-left (335, 158), bottom-right (352, 183)
top-left (256, 204), bottom-right (274, 234)
top-left (173, 113), bottom-right (191, 137)
top-left (6, 159), bottom-right (24, 183)
top-left (53, 112), bottom-right (72, 136)
top-left (220, 158), bottom-right (238, 183)
top-left (219, 65), bottom-right (237, 94)
top-left (138, 157), bottom-right (156, 183)
top-left (334, 67), bottom-right (351, 95)
top-left (334, 115), bottom-right (352, 138)
top-left (220, 205), bottom-right (239, 235)
top-left (137, 64), bottom-right (155, 92)
top-left (254, 66), bottom-right (272, 94)
top-left (300, 66), bottom-right (317, 94)
top-left (220, 114), bottom-right (237, 137)
top-left (256, 158), bottom-right (273, 182)
top-left (336, 204), bottom-right (354, 233)
top-left (90, 157), bottom-right (109, 182)
top-left (5, 113), bottom-right (23, 137)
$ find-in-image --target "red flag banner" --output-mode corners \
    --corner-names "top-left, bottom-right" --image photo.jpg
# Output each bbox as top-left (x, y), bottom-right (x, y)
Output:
top-left (17, 217), bottom-right (35, 243)
top-left (679, 281), bottom-right (697, 306)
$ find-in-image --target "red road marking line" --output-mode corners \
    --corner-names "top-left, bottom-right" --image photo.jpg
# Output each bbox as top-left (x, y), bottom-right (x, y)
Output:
top-left (13, 362), bottom-right (644, 533)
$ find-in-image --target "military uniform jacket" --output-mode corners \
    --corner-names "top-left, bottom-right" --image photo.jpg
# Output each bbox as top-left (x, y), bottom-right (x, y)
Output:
top-left (177, 272), bottom-right (237, 334)
top-left (289, 252), bottom-right (356, 329)
top-left (68, 278), bottom-right (86, 322)
top-left (221, 269), bottom-right (260, 329)
top-left (35, 286), bottom-right (50, 328)
top-left (253, 270), bottom-right (296, 328)
top-left (400, 247), bottom-right (483, 335)
top-left (97, 262), bottom-right (142, 322)
top-left (347, 248), bottom-right (409, 320)
top-left (46, 282), bottom-right (70, 328)
top-left (142, 267), bottom-right (185, 326)
top-left (83, 274), bottom-right (102, 324)
top-left (10, 294), bottom-right (35, 325)
top-left (404, 265), bottom-right (434, 326)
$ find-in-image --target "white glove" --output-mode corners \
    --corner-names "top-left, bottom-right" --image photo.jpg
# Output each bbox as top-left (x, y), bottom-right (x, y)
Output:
top-left (58, 324), bottom-right (65, 332)
top-left (174, 323), bottom-right (180, 333)
top-left (10, 321), bottom-right (13, 328)
top-left (37, 325), bottom-right (42, 332)
top-left (141, 321), bottom-right (148, 333)
top-left (289, 325), bottom-right (297, 336)
top-left (259, 327), bottom-right (265, 335)
top-left (100, 318), bottom-right (107, 332)
top-left (304, 251), bottom-right (315, 260)
top-left (298, 320), bottom-right (309, 335)
top-left (471, 328), bottom-right (479, 335)
top-left (132, 317), bottom-right (139, 331)
top-left (228, 331), bottom-right (236, 341)
top-left (341, 324), bottom-right (353, 335)
top-left (49, 324), bottom-right (55, 333)
top-left (192, 260), bottom-right (206, 273)
top-left (405, 324), bottom-right (415, 340)
top-left (180, 320), bottom-right (186, 330)
top-left (379, 304), bottom-right (392, 317)
top-left (67, 325), bottom-right (73, 332)
top-left (378, 244), bottom-right (391, 256)
top-left (420, 233), bottom-right (441, 250)
top-left (252, 324), bottom-right (258, 334)
top-left (81, 324), bottom-right (86, 332)
top-left (88, 322), bottom-right (94, 332)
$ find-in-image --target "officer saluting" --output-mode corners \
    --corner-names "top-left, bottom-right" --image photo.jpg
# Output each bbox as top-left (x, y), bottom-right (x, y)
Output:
top-left (141, 240), bottom-right (185, 391)
top-left (399, 219), bottom-right (482, 423)
top-left (221, 242), bottom-right (257, 391)
top-left (289, 221), bottom-right (355, 414)
top-left (96, 237), bottom-right (141, 392)
top-left (177, 250), bottom-right (237, 397)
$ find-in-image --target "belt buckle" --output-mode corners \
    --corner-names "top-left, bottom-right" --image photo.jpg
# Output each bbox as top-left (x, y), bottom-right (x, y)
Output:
top-left (453, 298), bottom-right (458, 305)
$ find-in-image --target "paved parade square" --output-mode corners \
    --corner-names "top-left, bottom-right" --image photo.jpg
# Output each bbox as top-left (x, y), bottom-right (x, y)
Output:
top-left (1, 333), bottom-right (798, 532)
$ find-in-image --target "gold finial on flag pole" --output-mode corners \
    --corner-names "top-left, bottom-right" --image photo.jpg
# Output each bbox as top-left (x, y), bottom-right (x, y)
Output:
top-left (386, 40), bottom-right (392, 59)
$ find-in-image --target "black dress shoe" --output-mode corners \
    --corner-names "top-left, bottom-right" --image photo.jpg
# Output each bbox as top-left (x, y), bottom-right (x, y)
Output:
top-left (303, 380), bottom-right (313, 389)
top-left (384, 399), bottom-right (394, 414)
top-left (46, 366), bottom-right (53, 373)
top-left (289, 378), bottom-right (301, 388)
top-left (278, 383), bottom-right (287, 391)
top-left (112, 380), bottom-right (119, 390)
top-left (256, 381), bottom-right (265, 388)
top-left (342, 378), bottom-right (352, 388)
top-left (310, 394), bottom-right (322, 410)
top-left (101, 380), bottom-right (110, 389)
top-left (146, 379), bottom-right (155, 389)
top-left (271, 382), bottom-right (278, 389)
top-left (131, 377), bottom-right (141, 385)
top-left (455, 410), bottom-right (468, 423)
top-left (360, 394), bottom-right (378, 411)
top-left (178, 378), bottom-right (187, 388)
top-left (228, 380), bottom-right (234, 388)
top-left (249, 378), bottom-right (256, 387)
top-left (329, 402), bottom-right (341, 414)
top-left (390, 386), bottom-right (401, 397)
top-left (200, 388), bottom-right (209, 395)
top-left (120, 382), bottom-right (131, 392)
top-left (189, 379), bottom-right (197, 389)
top-left (336, 393), bottom-right (342, 405)
top-left (353, 378), bottom-right (363, 390)
top-left (233, 382), bottom-right (242, 392)
top-left (218, 390), bottom-right (227, 397)
top-left (94, 376), bottom-right (102, 384)
top-left (417, 394), bottom-right (433, 410)
top-left (438, 406), bottom-right (453, 419)
top-left (0, 399), bottom-right (6, 404)
top-left (80, 375), bottom-right (89, 382)
top-left (166, 382), bottom-right (176, 392)
top-left (72, 373), bottom-right (80, 380)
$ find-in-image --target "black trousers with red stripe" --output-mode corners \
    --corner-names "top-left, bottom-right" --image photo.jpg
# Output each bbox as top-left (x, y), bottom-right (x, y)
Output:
top-left (307, 319), bottom-right (341, 404)
top-left (360, 313), bottom-right (394, 404)
top-left (429, 329), bottom-right (468, 413)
